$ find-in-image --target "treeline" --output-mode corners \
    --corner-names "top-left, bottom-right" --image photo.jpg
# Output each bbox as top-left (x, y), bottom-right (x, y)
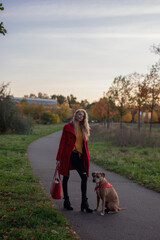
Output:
top-left (16, 64), bottom-right (160, 132)
top-left (24, 93), bottom-right (92, 109)
top-left (16, 95), bottom-right (94, 125)
top-left (22, 44), bottom-right (160, 132)
top-left (93, 44), bottom-right (160, 132)
top-left (0, 44), bottom-right (159, 134)
top-left (0, 83), bottom-right (94, 134)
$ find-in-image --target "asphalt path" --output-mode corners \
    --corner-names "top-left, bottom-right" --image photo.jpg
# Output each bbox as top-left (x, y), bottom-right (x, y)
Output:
top-left (27, 131), bottom-right (160, 240)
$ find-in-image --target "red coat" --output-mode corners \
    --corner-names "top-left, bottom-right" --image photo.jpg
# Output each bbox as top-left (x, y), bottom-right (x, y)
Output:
top-left (56, 122), bottom-right (90, 176)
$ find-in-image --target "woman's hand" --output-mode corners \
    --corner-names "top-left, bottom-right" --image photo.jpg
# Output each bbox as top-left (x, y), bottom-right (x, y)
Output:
top-left (56, 161), bottom-right (60, 169)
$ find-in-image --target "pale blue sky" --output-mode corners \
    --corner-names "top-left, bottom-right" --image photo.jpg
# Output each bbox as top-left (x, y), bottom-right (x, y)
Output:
top-left (1, 0), bottom-right (160, 102)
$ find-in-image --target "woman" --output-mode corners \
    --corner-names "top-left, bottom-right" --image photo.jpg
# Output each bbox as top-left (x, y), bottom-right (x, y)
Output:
top-left (56, 109), bottom-right (92, 213)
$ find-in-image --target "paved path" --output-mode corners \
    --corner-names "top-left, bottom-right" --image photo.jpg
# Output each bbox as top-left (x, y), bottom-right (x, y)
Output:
top-left (27, 131), bottom-right (160, 240)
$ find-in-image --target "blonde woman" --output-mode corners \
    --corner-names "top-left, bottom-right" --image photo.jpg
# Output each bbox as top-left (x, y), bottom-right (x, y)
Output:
top-left (56, 109), bottom-right (92, 213)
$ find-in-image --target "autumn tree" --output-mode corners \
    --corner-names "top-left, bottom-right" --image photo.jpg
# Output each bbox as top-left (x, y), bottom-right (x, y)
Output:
top-left (91, 97), bottom-right (112, 126)
top-left (51, 94), bottom-right (67, 104)
top-left (134, 110), bottom-right (158, 123)
top-left (129, 73), bottom-right (148, 131)
top-left (107, 75), bottom-right (132, 129)
top-left (29, 93), bottom-right (37, 98)
top-left (67, 94), bottom-right (77, 107)
top-left (145, 65), bottom-right (160, 131)
top-left (122, 111), bottom-right (132, 122)
top-left (17, 101), bottom-right (45, 122)
top-left (71, 103), bottom-right (82, 114)
top-left (41, 111), bottom-right (60, 124)
top-left (38, 92), bottom-right (49, 99)
top-left (80, 99), bottom-right (90, 109)
top-left (86, 109), bottom-right (95, 122)
top-left (55, 102), bottom-right (72, 121)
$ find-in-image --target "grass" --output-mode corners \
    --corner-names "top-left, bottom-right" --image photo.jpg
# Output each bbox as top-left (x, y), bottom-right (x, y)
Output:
top-left (1, 122), bottom-right (159, 239)
top-left (89, 123), bottom-right (160, 192)
top-left (0, 124), bottom-right (80, 240)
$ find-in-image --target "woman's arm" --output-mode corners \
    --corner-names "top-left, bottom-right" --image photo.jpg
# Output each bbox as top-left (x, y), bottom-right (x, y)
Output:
top-left (56, 126), bottom-right (66, 161)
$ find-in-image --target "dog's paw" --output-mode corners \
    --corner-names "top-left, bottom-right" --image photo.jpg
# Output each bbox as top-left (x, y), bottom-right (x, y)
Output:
top-left (100, 212), bottom-right (105, 216)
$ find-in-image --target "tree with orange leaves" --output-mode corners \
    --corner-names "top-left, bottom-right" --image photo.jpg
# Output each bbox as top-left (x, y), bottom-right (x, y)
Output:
top-left (91, 97), bottom-right (114, 127)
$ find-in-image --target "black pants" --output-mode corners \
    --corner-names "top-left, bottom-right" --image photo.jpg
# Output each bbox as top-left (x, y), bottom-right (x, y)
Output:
top-left (62, 151), bottom-right (87, 200)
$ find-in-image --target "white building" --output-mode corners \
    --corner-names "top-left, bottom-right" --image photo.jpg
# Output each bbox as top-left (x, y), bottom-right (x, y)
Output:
top-left (12, 97), bottom-right (57, 105)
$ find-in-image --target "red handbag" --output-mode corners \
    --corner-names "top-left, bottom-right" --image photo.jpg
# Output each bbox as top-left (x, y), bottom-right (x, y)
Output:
top-left (50, 166), bottom-right (62, 199)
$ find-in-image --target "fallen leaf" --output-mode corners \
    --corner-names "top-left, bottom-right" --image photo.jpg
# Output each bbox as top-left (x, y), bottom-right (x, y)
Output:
top-left (70, 230), bottom-right (76, 234)
top-left (51, 230), bottom-right (58, 235)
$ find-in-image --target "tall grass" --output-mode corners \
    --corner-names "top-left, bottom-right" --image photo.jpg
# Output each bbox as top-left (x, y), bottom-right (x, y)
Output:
top-left (89, 123), bottom-right (160, 192)
top-left (90, 123), bottom-right (160, 147)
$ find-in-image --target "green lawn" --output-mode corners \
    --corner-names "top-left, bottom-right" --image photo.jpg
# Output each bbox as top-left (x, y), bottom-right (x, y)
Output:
top-left (0, 124), bottom-right (79, 240)
top-left (89, 123), bottom-right (160, 192)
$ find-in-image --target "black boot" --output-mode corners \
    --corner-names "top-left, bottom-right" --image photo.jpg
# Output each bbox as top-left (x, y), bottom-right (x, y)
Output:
top-left (64, 197), bottom-right (73, 210)
top-left (81, 198), bottom-right (93, 213)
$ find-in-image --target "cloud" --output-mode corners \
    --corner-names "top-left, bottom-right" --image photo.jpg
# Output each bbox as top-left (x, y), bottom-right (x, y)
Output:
top-left (3, 1), bottom-right (160, 20)
top-left (11, 31), bottom-right (160, 40)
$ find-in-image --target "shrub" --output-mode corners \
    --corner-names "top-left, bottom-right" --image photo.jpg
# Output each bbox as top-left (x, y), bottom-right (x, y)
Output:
top-left (0, 83), bottom-right (33, 134)
top-left (11, 114), bottom-right (33, 134)
top-left (0, 97), bottom-right (16, 133)
top-left (50, 113), bottom-right (60, 124)
top-left (41, 112), bottom-right (60, 124)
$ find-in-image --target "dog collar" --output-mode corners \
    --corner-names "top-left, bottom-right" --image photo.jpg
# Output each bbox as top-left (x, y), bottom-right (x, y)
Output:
top-left (94, 182), bottom-right (112, 192)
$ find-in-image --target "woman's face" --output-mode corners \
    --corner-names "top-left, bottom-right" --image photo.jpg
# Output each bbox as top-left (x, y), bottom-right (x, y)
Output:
top-left (75, 111), bottom-right (85, 122)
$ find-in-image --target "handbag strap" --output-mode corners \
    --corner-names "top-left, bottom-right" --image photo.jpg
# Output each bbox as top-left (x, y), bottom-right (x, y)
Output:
top-left (53, 165), bottom-right (61, 181)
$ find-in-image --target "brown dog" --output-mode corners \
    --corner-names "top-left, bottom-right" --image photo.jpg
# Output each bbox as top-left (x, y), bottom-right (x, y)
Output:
top-left (92, 172), bottom-right (126, 215)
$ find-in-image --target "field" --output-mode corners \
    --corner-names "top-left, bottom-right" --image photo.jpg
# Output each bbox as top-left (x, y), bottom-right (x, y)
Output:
top-left (0, 124), bottom-right (79, 240)
top-left (1, 122), bottom-right (160, 240)
top-left (89, 123), bottom-right (160, 192)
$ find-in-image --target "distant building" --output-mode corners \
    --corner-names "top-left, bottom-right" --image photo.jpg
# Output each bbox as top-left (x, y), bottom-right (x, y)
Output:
top-left (12, 97), bottom-right (57, 105)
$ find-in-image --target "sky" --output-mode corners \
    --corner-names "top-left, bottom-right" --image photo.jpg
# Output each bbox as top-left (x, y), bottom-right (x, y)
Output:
top-left (1, 0), bottom-right (160, 103)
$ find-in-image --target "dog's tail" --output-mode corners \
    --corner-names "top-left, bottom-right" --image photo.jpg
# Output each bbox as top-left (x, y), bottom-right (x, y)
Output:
top-left (118, 207), bottom-right (126, 211)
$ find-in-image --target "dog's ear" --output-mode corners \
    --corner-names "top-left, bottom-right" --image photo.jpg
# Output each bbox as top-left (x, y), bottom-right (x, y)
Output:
top-left (102, 173), bottom-right (105, 177)
top-left (92, 172), bottom-right (95, 177)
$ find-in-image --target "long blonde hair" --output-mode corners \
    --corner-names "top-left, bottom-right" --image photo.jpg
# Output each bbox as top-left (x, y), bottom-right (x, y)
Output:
top-left (72, 109), bottom-right (90, 141)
